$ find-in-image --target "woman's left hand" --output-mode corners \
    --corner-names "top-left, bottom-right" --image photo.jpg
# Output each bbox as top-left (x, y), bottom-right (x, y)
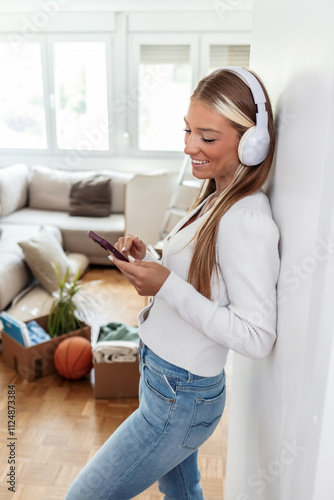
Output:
top-left (110, 256), bottom-right (171, 296)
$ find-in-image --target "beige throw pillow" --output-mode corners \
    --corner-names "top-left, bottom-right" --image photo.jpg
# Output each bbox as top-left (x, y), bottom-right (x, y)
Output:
top-left (69, 175), bottom-right (111, 217)
top-left (18, 232), bottom-right (70, 294)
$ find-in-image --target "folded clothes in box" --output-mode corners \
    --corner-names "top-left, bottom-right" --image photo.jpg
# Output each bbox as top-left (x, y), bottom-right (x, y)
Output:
top-left (93, 322), bottom-right (140, 398)
top-left (97, 321), bottom-right (139, 343)
top-left (93, 321), bottom-right (139, 363)
top-left (93, 340), bottom-right (139, 363)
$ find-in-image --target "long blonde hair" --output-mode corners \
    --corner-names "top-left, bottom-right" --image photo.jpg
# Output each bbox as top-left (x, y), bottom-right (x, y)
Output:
top-left (187, 69), bottom-right (276, 299)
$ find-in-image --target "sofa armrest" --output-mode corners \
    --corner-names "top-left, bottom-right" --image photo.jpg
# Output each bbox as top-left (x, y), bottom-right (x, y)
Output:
top-left (125, 172), bottom-right (178, 247)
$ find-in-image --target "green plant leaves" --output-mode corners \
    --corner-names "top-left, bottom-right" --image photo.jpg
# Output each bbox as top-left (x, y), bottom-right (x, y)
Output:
top-left (48, 262), bottom-right (83, 338)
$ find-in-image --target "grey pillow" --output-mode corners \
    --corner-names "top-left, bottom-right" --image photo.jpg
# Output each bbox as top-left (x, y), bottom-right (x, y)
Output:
top-left (69, 175), bottom-right (111, 217)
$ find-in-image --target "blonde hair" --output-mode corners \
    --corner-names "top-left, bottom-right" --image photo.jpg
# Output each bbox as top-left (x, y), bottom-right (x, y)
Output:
top-left (187, 69), bottom-right (276, 299)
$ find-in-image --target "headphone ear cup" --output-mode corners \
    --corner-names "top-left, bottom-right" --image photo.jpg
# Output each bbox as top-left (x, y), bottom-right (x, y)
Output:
top-left (238, 126), bottom-right (270, 166)
top-left (238, 127), bottom-right (255, 166)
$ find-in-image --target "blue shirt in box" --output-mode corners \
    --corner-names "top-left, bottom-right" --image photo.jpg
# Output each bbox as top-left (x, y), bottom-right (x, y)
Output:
top-left (26, 321), bottom-right (51, 345)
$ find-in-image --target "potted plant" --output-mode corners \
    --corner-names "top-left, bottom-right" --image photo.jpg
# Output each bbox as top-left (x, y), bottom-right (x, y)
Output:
top-left (48, 264), bottom-right (86, 338)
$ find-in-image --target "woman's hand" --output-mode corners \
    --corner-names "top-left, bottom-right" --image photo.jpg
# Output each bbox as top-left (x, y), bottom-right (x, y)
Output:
top-left (114, 234), bottom-right (146, 261)
top-left (110, 256), bottom-right (170, 296)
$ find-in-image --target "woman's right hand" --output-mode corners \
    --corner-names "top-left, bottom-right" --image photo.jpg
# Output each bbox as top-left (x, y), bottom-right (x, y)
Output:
top-left (114, 234), bottom-right (146, 261)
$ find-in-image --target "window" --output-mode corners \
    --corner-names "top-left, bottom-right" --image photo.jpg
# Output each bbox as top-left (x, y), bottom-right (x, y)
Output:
top-left (0, 41), bottom-right (47, 149)
top-left (133, 38), bottom-right (250, 154)
top-left (138, 45), bottom-right (192, 152)
top-left (53, 41), bottom-right (109, 151)
top-left (0, 36), bottom-right (110, 153)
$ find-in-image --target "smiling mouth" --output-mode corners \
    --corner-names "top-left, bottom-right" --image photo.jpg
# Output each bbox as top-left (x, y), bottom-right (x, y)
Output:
top-left (191, 159), bottom-right (209, 165)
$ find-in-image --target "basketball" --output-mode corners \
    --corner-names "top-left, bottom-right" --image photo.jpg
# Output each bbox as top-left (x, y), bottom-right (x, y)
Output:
top-left (54, 336), bottom-right (93, 380)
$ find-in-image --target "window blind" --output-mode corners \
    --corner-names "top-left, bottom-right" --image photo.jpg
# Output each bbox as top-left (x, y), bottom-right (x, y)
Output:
top-left (210, 45), bottom-right (250, 70)
top-left (140, 45), bottom-right (190, 65)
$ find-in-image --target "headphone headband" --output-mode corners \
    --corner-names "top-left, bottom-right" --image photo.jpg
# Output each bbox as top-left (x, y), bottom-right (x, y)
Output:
top-left (223, 66), bottom-right (267, 105)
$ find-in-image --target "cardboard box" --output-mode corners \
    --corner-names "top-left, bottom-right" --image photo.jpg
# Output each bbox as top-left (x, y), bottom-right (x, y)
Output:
top-left (2, 315), bottom-right (91, 382)
top-left (94, 361), bottom-right (140, 398)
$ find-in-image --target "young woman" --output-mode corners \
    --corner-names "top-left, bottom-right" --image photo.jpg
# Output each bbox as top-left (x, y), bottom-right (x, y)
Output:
top-left (66, 67), bottom-right (280, 500)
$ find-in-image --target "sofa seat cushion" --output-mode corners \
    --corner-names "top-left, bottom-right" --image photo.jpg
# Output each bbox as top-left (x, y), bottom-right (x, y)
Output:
top-left (0, 222), bottom-right (62, 246)
top-left (2, 208), bottom-right (125, 265)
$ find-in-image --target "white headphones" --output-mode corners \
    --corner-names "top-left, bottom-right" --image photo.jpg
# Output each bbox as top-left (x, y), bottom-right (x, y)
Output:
top-left (213, 66), bottom-right (270, 166)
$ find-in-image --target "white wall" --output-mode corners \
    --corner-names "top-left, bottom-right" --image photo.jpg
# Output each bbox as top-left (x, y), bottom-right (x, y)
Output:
top-left (225, 1), bottom-right (334, 499)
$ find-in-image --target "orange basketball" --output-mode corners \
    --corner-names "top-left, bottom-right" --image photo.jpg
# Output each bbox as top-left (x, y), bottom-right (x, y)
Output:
top-left (54, 336), bottom-right (93, 380)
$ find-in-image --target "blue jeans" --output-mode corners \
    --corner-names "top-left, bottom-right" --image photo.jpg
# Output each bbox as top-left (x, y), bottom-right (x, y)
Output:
top-left (66, 342), bottom-right (226, 500)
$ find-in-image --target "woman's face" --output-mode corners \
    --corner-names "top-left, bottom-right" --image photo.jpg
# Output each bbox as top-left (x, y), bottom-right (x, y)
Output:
top-left (184, 99), bottom-right (241, 194)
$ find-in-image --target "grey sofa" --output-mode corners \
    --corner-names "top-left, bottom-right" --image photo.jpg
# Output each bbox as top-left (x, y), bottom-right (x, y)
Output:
top-left (0, 163), bottom-right (134, 312)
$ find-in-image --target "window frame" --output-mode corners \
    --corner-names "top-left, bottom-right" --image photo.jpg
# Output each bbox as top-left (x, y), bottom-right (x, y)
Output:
top-left (0, 32), bottom-right (113, 157)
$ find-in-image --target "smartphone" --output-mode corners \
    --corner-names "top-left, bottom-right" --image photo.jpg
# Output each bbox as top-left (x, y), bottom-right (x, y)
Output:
top-left (87, 230), bottom-right (129, 262)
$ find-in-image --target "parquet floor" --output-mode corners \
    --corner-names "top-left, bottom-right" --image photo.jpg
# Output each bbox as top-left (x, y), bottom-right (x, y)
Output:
top-left (0, 267), bottom-right (232, 500)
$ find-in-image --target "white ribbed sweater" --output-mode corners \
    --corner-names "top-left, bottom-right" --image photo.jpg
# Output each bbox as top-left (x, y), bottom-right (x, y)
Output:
top-left (138, 189), bottom-right (280, 376)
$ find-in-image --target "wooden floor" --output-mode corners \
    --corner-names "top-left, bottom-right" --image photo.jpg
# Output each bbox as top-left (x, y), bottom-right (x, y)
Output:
top-left (0, 267), bottom-right (232, 500)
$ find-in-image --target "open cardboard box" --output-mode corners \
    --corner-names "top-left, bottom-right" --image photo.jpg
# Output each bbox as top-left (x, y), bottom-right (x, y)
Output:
top-left (94, 360), bottom-right (140, 399)
top-left (1, 314), bottom-right (91, 382)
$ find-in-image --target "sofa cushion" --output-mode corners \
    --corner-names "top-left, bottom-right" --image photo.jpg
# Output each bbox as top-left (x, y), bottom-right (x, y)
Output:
top-left (0, 222), bottom-right (63, 247)
top-left (29, 165), bottom-right (133, 213)
top-left (0, 164), bottom-right (30, 217)
top-left (1, 208), bottom-right (125, 265)
top-left (29, 165), bottom-right (92, 212)
top-left (18, 231), bottom-right (71, 294)
top-left (69, 174), bottom-right (111, 217)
